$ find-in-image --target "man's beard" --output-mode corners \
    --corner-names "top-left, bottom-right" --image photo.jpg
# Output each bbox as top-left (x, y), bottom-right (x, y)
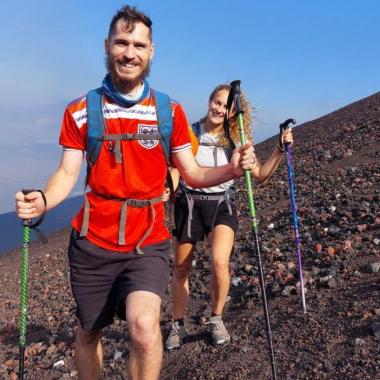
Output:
top-left (105, 55), bottom-right (151, 93)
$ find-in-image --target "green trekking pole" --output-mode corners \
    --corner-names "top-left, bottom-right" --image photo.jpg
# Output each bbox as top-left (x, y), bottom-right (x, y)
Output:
top-left (18, 189), bottom-right (47, 379)
top-left (229, 80), bottom-right (277, 380)
top-left (18, 189), bottom-right (32, 380)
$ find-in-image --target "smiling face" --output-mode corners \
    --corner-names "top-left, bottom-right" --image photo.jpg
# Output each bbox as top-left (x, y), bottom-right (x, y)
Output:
top-left (105, 20), bottom-right (154, 93)
top-left (206, 88), bottom-right (230, 128)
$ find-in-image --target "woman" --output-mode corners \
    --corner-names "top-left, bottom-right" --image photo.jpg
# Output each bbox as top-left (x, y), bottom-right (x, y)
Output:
top-left (165, 84), bottom-right (293, 349)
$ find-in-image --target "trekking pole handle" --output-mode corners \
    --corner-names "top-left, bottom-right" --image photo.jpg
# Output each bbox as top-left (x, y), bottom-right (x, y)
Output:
top-left (21, 189), bottom-right (35, 227)
top-left (279, 119), bottom-right (296, 133)
top-left (279, 119), bottom-right (296, 149)
top-left (230, 80), bottom-right (244, 115)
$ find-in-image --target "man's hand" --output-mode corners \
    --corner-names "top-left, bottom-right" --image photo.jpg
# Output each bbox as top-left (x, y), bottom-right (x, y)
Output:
top-left (15, 191), bottom-right (46, 220)
top-left (230, 141), bottom-right (256, 176)
top-left (161, 187), bottom-right (170, 202)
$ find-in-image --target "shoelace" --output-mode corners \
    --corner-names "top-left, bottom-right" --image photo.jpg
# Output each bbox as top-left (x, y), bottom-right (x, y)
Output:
top-left (206, 320), bottom-right (224, 331)
top-left (169, 323), bottom-right (182, 336)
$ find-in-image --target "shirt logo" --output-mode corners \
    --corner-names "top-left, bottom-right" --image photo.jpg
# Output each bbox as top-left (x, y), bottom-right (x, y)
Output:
top-left (137, 124), bottom-right (160, 149)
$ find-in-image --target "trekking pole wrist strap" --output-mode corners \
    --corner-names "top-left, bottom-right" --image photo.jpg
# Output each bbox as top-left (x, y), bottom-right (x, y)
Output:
top-left (30, 190), bottom-right (47, 228)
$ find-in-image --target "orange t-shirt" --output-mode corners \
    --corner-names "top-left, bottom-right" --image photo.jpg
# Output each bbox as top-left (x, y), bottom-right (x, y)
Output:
top-left (59, 91), bottom-right (191, 252)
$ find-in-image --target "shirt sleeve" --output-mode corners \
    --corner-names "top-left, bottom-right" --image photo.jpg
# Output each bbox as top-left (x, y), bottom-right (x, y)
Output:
top-left (170, 102), bottom-right (192, 154)
top-left (59, 107), bottom-right (86, 150)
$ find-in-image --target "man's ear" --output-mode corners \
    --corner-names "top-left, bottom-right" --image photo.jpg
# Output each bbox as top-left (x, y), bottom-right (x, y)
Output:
top-left (149, 42), bottom-right (155, 61)
top-left (104, 38), bottom-right (110, 55)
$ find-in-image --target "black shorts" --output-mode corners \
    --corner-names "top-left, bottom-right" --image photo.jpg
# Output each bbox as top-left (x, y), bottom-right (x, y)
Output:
top-left (68, 230), bottom-right (170, 332)
top-left (173, 190), bottom-right (238, 243)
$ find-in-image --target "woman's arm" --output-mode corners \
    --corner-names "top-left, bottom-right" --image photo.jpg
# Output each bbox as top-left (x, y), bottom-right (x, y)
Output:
top-left (251, 128), bottom-right (293, 184)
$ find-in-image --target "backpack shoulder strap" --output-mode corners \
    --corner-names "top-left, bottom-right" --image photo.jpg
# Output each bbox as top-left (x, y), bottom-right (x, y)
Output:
top-left (191, 121), bottom-right (201, 138)
top-left (223, 144), bottom-right (234, 162)
top-left (151, 89), bottom-right (176, 199)
top-left (86, 87), bottom-right (104, 166)
top-left (151, 89), bottom-right (173, 166)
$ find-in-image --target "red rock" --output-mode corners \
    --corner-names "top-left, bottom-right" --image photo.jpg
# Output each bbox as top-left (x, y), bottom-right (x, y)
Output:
top-left (327, 246), bottom-right (335, 257)
top-left (285, 273), bottom-right (295, 283)
top-left (4, 359), bottom-right (16, 370)
top-left (343, 240), bottom-right (352, 252)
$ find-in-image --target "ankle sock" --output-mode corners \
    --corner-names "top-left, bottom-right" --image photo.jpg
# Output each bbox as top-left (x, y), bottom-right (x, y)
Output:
top-left (175, 318), bottom-right (184, 326)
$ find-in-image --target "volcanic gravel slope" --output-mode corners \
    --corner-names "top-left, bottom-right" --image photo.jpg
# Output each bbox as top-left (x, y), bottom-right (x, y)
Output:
top-left (1, 92), bottom-right (379, 379)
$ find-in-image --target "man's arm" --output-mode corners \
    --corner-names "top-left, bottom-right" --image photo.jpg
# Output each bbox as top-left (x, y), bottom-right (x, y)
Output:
top-left (15, 149), bottom-right (83, 219)
top-left (173, 142), bottom-right (255, 188)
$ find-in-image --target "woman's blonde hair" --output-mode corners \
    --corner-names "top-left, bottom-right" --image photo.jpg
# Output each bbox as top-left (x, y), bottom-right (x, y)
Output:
top-left (200, 84), bottom-right (253, 148)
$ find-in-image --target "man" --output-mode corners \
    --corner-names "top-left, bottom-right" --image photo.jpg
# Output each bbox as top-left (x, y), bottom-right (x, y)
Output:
top-left (15, 5), bottom-right (256, 380)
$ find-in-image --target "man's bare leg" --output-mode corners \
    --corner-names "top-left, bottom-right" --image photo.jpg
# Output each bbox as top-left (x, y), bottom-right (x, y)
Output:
top-left (75, 323), bottom-right (103, 380)
top-left (126, 291), bottom-right (163, 380)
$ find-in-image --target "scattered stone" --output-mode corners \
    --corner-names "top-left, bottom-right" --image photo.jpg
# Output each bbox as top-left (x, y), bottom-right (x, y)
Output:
top-left (319, 275), bottom-right (337, 288)
top-left (328, 226), bottom-right (340, 236)
top-left (369, 262), bottom-right (380, 273)
top-left (354, 338), bottom-right (365, 346)
top-left (282, 286), bottom-right (295, 296)
top-left (372, 323), bottom-right (380, 338)
top-left (53, 359), bottom-right (65, 368)
top-left (343, 240), bottom-right (352, 252)
top-left (267, 223), bottom-right (275, 230)
top-left (114, 350), bottom-right (123, 360)
top-left (244, 264), bottom-right (254, 273)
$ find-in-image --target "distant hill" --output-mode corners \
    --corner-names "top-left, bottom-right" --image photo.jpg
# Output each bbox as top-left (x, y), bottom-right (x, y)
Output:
top-left (256, 91), bottom-right (380, 162)
top-left (0, 196), bottom-right (83, 254)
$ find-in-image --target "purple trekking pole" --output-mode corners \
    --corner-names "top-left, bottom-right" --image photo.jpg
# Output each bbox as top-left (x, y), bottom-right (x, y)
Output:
top-left (280, 119), bottom-right (307, 314)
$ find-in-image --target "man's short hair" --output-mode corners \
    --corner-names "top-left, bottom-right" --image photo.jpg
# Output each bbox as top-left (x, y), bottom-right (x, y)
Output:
top-left (108, 5), bottom-right (153, 40)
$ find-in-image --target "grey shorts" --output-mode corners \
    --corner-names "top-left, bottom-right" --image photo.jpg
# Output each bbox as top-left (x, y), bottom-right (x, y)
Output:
top-left (68, 230), bottom-right (170, 332)
top-left (173, 190), bottom-right (238, 243)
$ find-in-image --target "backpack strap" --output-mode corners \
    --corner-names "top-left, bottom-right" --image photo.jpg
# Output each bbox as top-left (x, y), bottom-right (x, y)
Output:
top-left (151, 89), bottom-right (175, 197)
top-left (192, 120), bottom-right (234, 163)
top-left (86, 88), bottom-right (104, 168)
top-left (152, 89), bottom-right (172, 165)
top-left (191, 121), bottom-right (201, 138)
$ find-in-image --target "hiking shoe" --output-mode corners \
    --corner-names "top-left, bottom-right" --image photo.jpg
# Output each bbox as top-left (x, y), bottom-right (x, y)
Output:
top-left (207, 315), bottom-right (230, 345)
top-left (165, 321), bottom-right (187, 350)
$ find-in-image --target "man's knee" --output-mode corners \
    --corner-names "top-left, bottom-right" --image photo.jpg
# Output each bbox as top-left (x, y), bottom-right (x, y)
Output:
top-left (128, 313), bottom-right (161, 350)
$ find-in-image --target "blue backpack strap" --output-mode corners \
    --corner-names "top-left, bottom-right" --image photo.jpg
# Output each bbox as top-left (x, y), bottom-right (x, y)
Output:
top-left (86, 87), bottom-right (104, 167)
top-left (151, 89), bottom-right (173, 165)
top-left (191, 121), bottom-right (201, 138)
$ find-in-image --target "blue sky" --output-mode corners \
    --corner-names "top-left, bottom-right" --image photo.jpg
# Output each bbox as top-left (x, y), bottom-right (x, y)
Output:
top-left (0, 0), bottom-right (379, 213)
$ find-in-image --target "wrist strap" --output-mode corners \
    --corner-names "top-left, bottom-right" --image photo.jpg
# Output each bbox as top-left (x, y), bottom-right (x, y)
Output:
top-left (31, 190), bottom-right (47, 228)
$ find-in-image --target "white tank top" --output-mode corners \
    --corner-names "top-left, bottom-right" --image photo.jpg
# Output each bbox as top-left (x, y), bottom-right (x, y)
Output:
top-left (182, 123), bottom-right (235, 193)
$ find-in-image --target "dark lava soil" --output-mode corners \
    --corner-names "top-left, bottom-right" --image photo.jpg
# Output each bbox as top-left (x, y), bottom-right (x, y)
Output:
top-left (1, 92), bottom-right (380, 379)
